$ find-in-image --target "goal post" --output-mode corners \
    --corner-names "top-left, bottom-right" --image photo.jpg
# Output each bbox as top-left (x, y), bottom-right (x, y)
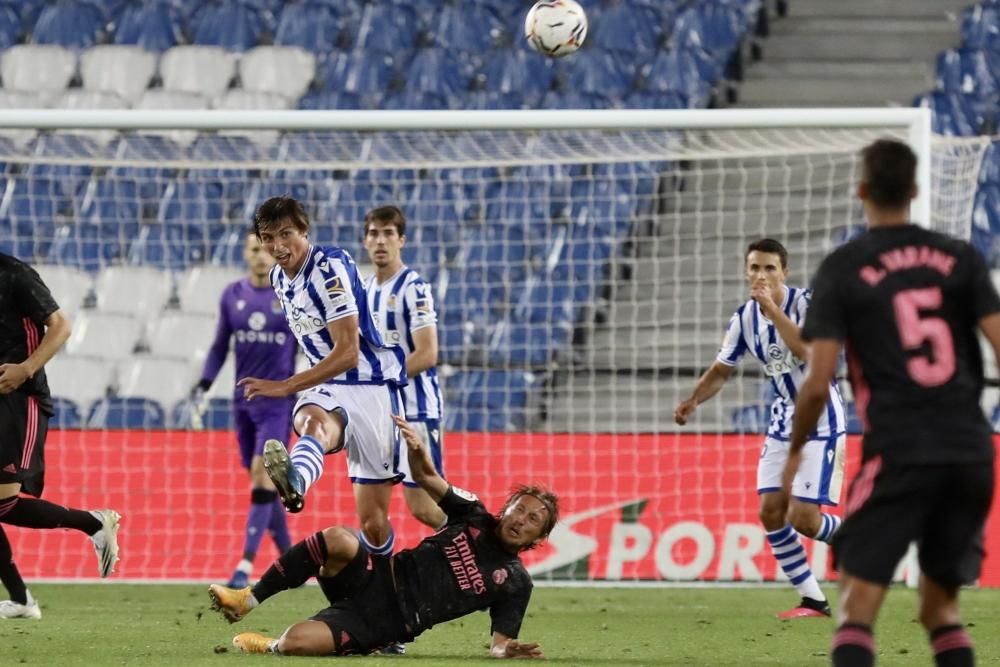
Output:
top-left (0, 107), bottom-right (993, 586)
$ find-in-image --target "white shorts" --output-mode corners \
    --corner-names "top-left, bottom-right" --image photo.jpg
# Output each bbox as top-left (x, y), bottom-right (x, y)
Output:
top-left (396, 419), bottom-right (444, 488)
top-left (293, 383), bottom-right (403, 484)
top-left (757, 434), bottom-right (846, 505)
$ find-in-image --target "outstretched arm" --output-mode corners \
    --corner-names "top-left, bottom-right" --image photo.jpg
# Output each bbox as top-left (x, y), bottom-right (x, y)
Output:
top-left (393, 414), bottom-right (448, 502)
top-left (490, 632), bottom-right (544, 660)
top-left (674, 361), bottom-right (734, 425)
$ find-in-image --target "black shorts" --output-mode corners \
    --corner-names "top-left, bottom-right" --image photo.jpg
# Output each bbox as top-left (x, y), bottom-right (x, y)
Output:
top-left (310, 546), bottom-right (411, 655)
top-left (834, 456), bottom-right (994, 587)
top-left (0, 392), bottom-right (47, 497)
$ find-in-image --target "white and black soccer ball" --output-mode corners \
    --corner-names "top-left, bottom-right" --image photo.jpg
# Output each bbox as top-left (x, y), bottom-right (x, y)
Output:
top-left (524, 0), bottom-right (588, 58)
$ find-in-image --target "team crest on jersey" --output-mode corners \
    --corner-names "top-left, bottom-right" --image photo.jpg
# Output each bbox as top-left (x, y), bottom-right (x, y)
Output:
top-left (387, 295), bottom-right (397, 308)
top-left (453, 487), bottom-right (478, 502)
top-left (236, 299), bottom-right (246, 311)
top-left (248, 312), bottom-right (266, 331)
top-left (492, 568), bottom-right (508, 585)
top-left (766, 344), bottom-right (784, 360)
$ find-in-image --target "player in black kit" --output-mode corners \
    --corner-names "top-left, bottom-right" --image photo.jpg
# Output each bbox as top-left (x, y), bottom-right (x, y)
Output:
top-left (784, 139), bottom-right (1000, 667)
top-left (209, 413), bottom-right (558, 659)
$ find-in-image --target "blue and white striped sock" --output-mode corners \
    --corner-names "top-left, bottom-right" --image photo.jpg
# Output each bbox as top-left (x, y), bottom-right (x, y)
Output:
top-left (359, 526), bottom-right (395, 557)
top-left (767, 523), bottom-right (825, 601)
top-left (814, 513), bottom-right (843, 544)
top-left (290, 436), bottom-right (325, 495)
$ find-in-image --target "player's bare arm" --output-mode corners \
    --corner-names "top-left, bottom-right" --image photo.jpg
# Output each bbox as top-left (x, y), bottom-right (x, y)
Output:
top-left (979, 313), bottom-right (1000, 375)
top-left (393, 414), bottom-right (448, 501)
top-left (239, 316), bottom-right (360, 399)
top-left (674, 361), bottom-right (734, 425)
top-left (406, 325), bottom-right (438, 378)
top-left (782, 338), bottom-right (841, 493)
top-left (0, 308), bottom-right (71, 394)
top-left (751, 286), bottom-right (809, 360)
top-left (490, 631), bottom-right (545, 660)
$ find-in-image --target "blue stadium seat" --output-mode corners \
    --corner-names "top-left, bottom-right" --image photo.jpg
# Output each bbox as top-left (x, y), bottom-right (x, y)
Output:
top-left (356, 3), bottom-right (420, 52)
top-left (935, 49), bottom-right (1000, 100)
top-left (671, 1), bottom-right (742, 64)
top-left (480, 48), bottom-right (554, 95)
top-left (157, 179), bottom-right (226, 226)
top-left (47, 221), bottom-right (135, 270)
top-left (87, 397), bottom-right (166, 429)
top-left (913, 90), bottom-right (982, 137)
top-left (622, 90), bottom-right (688, 109)
top-left (405, 48), bottom-right (474, 96)
top-left (444, 370), bottom-right (536, 432)
top-left (0, 0), bottom-right (45, 30)
top-left (171, 397), bottom-right (234, 430)
top-left (590, 3), bottom-right (662, 54)
top-left (488, 321), bottom-right (569, 367)
top-left (430, 4), bottom-right (506, 50)
top-left (454, 91), bottom-right (535, 110)
top-left (319, 50), bottom-right (399, 94)
top-left (641, 47), bottom-right (719, 108)
top-left (556, 49), bottom-right (635, 98)
top-left (0, 4), bottom-right (20, 49)
top-left (960, 4), bottom-right (1000, 51)
top-left (972, 184), bottom-right (1000, 265)
top-left (51, 397), bottom-right (84, 429)
top-left (274, 3), bottom-right (345, 54)
top-left (191, 3), bottom-right (264, 51)
top-left (978, 140), bottom-right (1000, 185)
top-left (31, 0), bottom-right (105, 49)
top-left (382, 90), bottom-right (450, 110)
top-left (130, 221), bottom-right (218, 269)
top-left (540, 91), bottom-right (613, 109)
top-left (76, 177), bottom-right (147, 227)
top-left (114, 1), bottom-right (183, 51)
top-left (298, 90), bottom-right (371, 110)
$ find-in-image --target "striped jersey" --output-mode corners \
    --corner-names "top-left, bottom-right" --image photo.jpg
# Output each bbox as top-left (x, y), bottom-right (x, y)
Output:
top-left (270, 245), bottom-right (406, 386)
top-left (365, 266), bottom-right (442, 421)
top-left (716, 285), bottom-right (845, 440)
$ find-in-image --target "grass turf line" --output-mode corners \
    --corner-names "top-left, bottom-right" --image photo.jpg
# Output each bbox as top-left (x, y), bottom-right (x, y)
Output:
top-left (2, 585), bottom-right (998, 666)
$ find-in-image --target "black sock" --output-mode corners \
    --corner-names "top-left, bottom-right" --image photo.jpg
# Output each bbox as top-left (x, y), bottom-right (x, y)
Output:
top-left (0, 526), bottom-right (27, 605)
top-left (0, 497), bottom-right (101, 534)
top-left (930, 624), bottom-right (974, 667)
top-left (251, 531), bottom-right (328, 604)
top-left (832, 623), bottom-right (874, 667)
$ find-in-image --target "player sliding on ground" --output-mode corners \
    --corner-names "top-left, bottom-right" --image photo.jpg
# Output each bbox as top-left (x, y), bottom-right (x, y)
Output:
top-left (674, 239), bottom-right (847, 619)
top-left (209, 414), bottom-right (556, 659)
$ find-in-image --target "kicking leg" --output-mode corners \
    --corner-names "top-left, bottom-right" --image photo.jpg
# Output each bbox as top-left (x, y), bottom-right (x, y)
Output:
top-left (263, 405), bottom-right (345, 513)
top-left (354, 482), bottom-right (394, 555)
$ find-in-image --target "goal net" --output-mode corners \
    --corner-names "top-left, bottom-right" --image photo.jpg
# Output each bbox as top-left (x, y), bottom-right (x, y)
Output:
top-left (1, 109), bottom-right (993, 585)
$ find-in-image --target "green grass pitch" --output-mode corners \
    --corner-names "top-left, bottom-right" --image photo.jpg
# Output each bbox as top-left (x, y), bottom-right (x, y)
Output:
top-left (3, 584), bottom-right (1000, 665)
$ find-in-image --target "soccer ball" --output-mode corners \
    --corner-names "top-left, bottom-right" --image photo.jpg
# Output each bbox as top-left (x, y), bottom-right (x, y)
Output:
top-left (524, 0), bottom-right (588, 58)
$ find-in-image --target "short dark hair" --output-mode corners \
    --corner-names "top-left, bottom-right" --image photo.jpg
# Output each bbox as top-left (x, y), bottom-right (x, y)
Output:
top-left (500, 484), bottom-right (560, 550)
top-left (254, 196), bottom-right (310, 238)
top-left (363, 205), bottom-right (407, 237)
top-left (861, 138), bottom-right (917, 209)
top-left (745, 238), bottom-right (788, 269)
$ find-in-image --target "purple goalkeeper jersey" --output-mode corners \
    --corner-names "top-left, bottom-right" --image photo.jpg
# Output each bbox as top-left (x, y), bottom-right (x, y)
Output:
top-left (200, 278), bottom-right (297, 411)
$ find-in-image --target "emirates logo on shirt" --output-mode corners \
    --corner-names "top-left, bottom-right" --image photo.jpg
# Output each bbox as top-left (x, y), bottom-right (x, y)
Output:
top-left (492, 568), bottom-right (508, 585)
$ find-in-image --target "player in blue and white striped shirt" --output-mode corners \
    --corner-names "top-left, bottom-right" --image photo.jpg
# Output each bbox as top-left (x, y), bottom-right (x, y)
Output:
top-left (238, 197), bottom-right (406, 560)
top-left (363, 206), bottom-right (446, 531)
top-left (674, 239), bottom-right (847, 619)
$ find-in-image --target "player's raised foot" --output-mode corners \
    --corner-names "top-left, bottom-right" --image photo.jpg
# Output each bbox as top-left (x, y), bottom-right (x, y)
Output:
top-left (89, 509), bottom-right (121, 578)
top-left (379, 642), bottom-right (406, 655)
top-left (233, 632), bottom-right (277, 654)
top-left (262, 439), bottom-right (305, 513)
top-left (777, 597), bottom-right (832, 619)
top-left (0, 591), bottom-right (41, 620)
top-left (208, 584), bottom-right (258, 623)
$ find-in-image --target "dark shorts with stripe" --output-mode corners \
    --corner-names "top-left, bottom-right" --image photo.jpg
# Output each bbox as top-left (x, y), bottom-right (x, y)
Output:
top-left (0, 392), bottom-right (47, 497)
top-left (310, 545), bottom-right (412, 655)
top-left (834, 456), bottom-right (994, 586)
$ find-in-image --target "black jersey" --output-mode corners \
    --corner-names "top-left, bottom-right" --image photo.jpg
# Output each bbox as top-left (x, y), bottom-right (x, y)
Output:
top-left (803, 225), bottom-right (1000, 464)
top-left (0, 254), bottom-right (59, 415)
top-left (392, 486), bottom-right (533, 639)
